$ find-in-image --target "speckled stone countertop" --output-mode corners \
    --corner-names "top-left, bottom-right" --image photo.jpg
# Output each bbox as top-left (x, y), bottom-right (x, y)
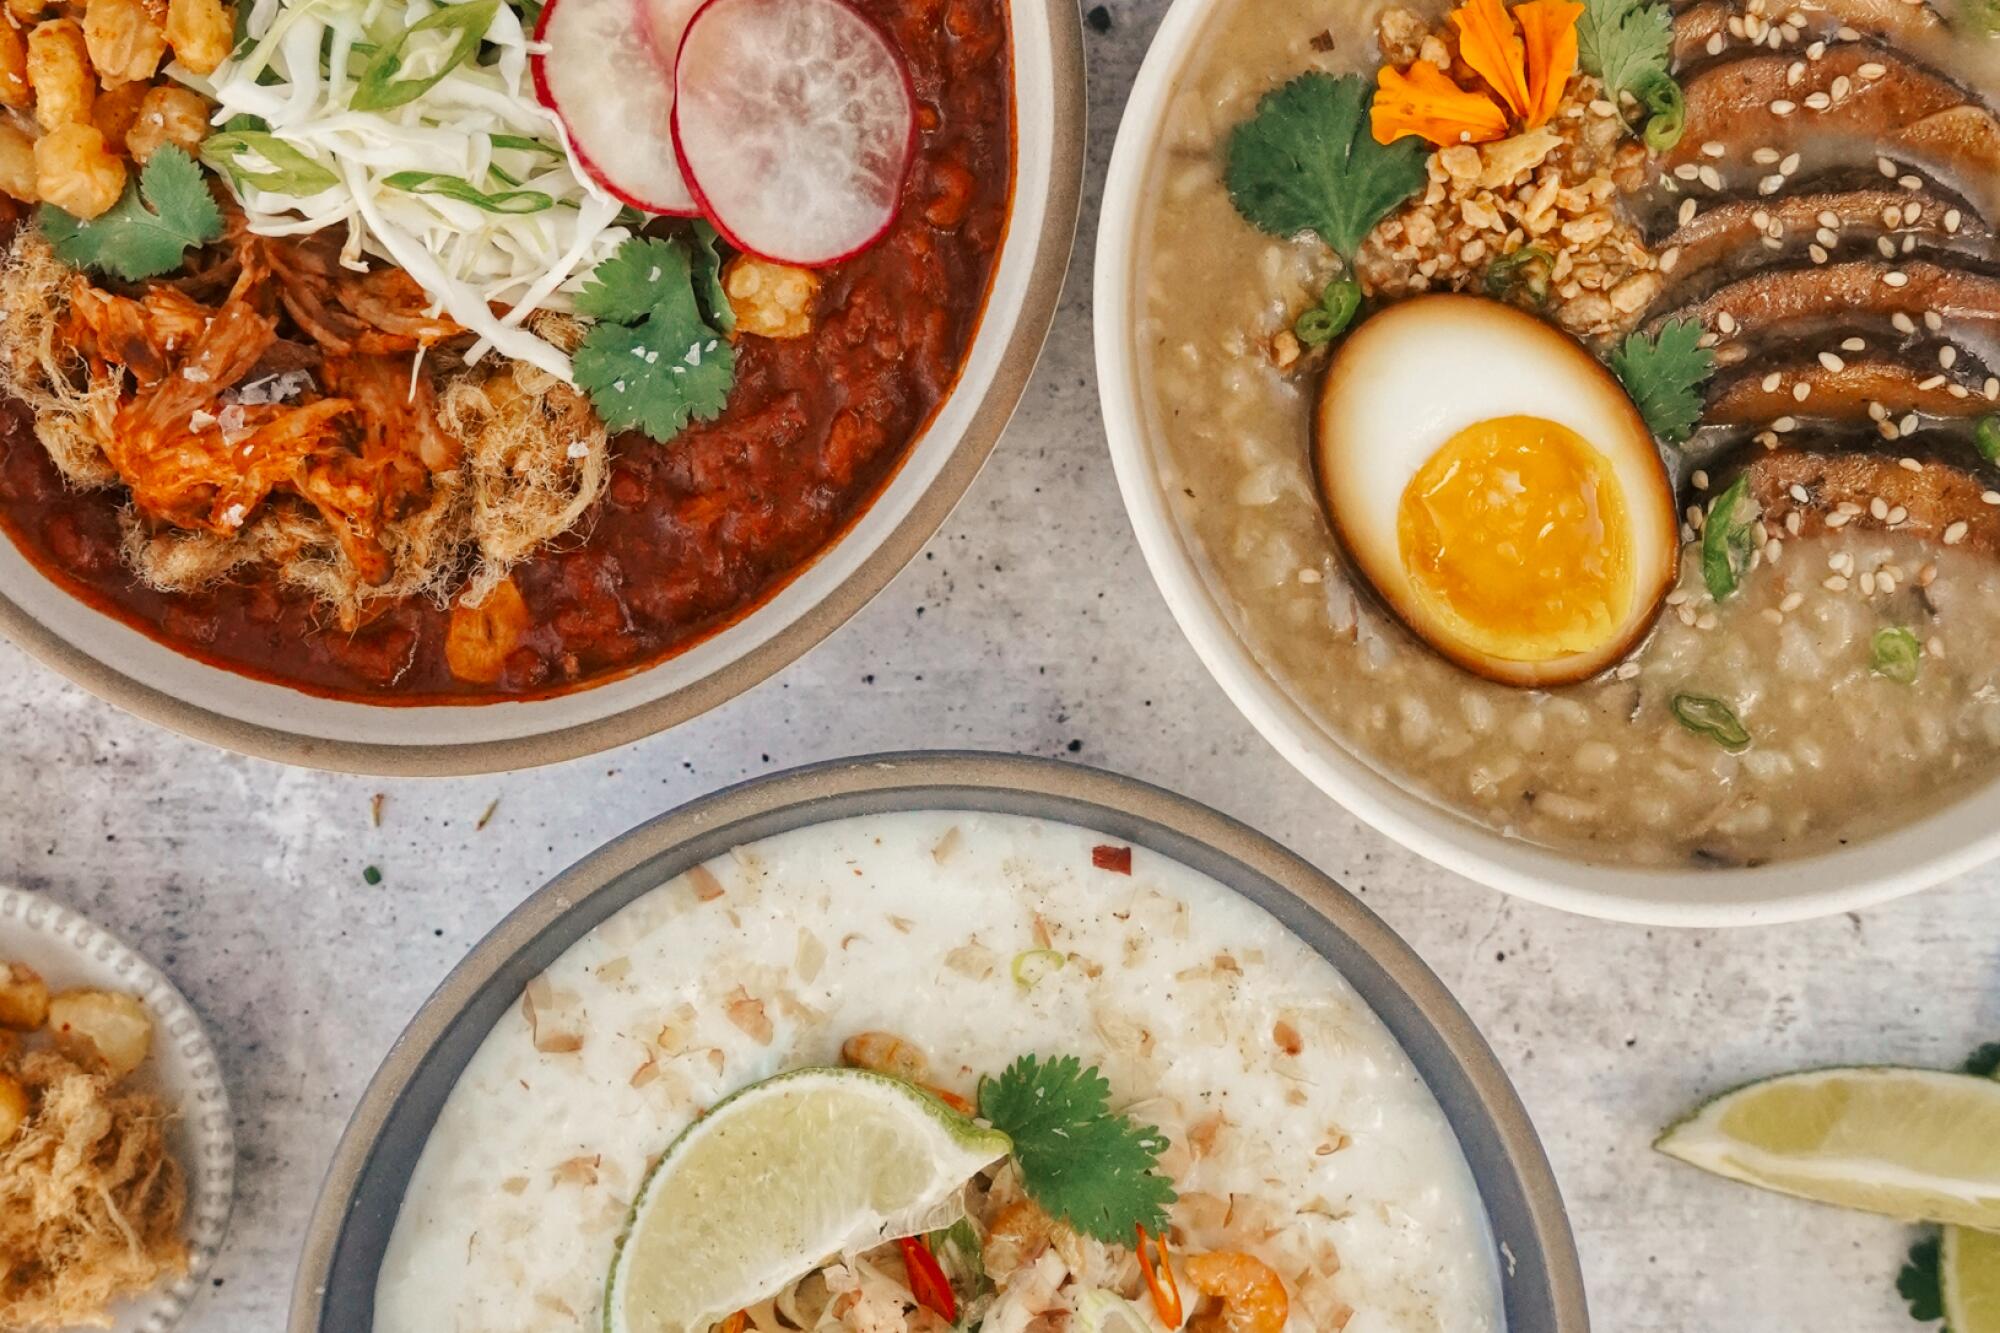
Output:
top-left (0, 4), bottom-right (1996, 1330)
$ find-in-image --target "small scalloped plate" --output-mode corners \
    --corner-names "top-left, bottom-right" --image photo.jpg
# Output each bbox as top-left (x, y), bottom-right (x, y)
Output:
top-left (0, 886), bottom-right (236, 1333)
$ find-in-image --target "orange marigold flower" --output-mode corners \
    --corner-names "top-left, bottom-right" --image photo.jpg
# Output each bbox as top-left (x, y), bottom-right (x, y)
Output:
top-left (1516, 0), bottom-right (1584, 127)
top-left (1371, 59), bottom-right (1511, 146)
top-left (1452, 0), bottom-right (1533, 120)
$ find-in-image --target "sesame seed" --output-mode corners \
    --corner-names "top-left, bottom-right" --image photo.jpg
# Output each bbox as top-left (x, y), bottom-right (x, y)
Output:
top-left (1816, 227), bottom-right (1839, 247)
top-left (1900, 175), bottom-right (1923, 190)
top-left (1892, 312), bottom-right (1917, 334)
top-left (1837, 502), bottom-right (1864, 517)
top-left (1877, 236), bottom-right (1898, 258)
top-left (1759, 175), bottom-right (1785, 195)
top-left (1701, 139), bottom-right (1726, 158)
top-left (1831, 75), bottom-right (1852, 99)
top-left (1677, 604), bottom-right (1698, 626)
top-left (1761, 607), bottom-right (1786, 626)
top-left (1878, 156), bottom-right (1898, 177)
top-left (1883, 270), bottom-right (1910, 287)
top-left (1808, 243), bottom-right (1830, 264)
top-left (1919, 374), bottom-right (1947, 390)
top-left (1951, 383), bottom-right (1971, 399)
top-left (1869, 400), bottom-right (1889, 421)
top-left (1790, 483), bottom-right (1812, 502)
top-left (1695, 612), bottom-right (1718, 630)
top-left (1985, 491), bottom-right (2000, 506)
top-left (1794, 382), bottom-right (1812, 401)
top-left (1838, 25), bottom-right (1863, 40)
top-left (1832, 548), bottom-right (1857, 571)
top-left (1754, 147), bottom-right (1782, 165)
top-left (1785, 510), bottom-right (1803, 535)
top-left (1665, 589), bottom-right (1689, 606)
top-left (1693, 469), bottom-right (1710, 489)
top-left (1925, 310), bottom-right (1944, 331)
top-left (1869, 497), bottom-right (1889, 520)
top-left (1919, 562), bottom-right (1938, 586)
top-left (1771, 98), bottom-right (1797, 116)
top-left (1900, 456), bottom-right (1923, 471)
top-left (1699, 165), bottom-right (1725, 191)
top-left (1941, 345), bottom-right (1959, 369)
top-left (1886, 505), bottom-right (1908, 525)
top-left (1785, 61), bottom-right (1806, 86)
top-left (1674, 163), bottom-right (1700, 181)
top-left (1761, 372), bottom-right (1783, 391)
top-left (1857, 60), bottom-right (1887, 78)
top-left (1707, 31), bottom-right (1725, 54)
top-left (1824, 570), bottom-right (1851, 585)
top-left (1780, 591), bottom-right (1805, 612)
top-left (1774, 415), bottom-right (1798, 432)
top-left (1944, 520), bottom-right (1970, 545)
top-left (1986, 378), bottom-right (1999, 400)
top-left (1807, 38), bottom-right (1827, 57)
top-left (1764, 538), bottom-right (1783, 562)
top-left (1861, 571), bottom-right (1878, 595)
top-left (1804, 91), bottom-right (1832, 110)
top-left (1904, 235), bottom-right (1918, 254)
top-left (1842, 338), bottom-right (1866, 353)
top-left (1752, 208), bottom-right (1772, 229)
top-left (1679, 198), bottom-right (1699, 226)
top-left (1819, 351), bottom-right (1845, 371)
top-left (1900, 412), bottom-right (1920, 435)
top-left (1660, 246), bottom-right (1681, 273)
top-left (1880, 419), bottom-right (1902, 440)
top-left (1759, 430), bottom-right (1783, 451)
top-left (1718, 312), bottom-right (1738, 334)
top-left (1945, 208), bottom-right (1962, 233)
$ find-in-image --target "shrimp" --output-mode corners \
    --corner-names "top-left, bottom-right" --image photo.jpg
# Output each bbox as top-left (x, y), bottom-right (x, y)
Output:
top-left (1183, 1252), bottom-right (1288, 1333)
top-left (981, 1199), bottom-right (1055, 1284)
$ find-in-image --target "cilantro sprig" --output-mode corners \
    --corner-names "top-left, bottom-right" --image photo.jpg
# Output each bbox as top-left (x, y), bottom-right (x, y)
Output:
top-left (572, 232), bottom-right (737, 443)
top-left (1608, 318), bottom-right (1715, 446)
top-left (40, 148), bottom-right (223, 283)
top-left (1577, 0), bottom-right (1685, 150)
top-left (977, 1054), bottom-right (1176, 1243)
top-left (1225, 72), bottom-right (1428, 264)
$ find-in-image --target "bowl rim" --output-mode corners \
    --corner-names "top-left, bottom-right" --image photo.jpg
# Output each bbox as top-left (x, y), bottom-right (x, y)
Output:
top-left (1090, 0), bottom-right (2000, 927)
top-left (287, 750), bottom-right (1589, 1332)
top-left (0, 7), bottom-right (1086, 779)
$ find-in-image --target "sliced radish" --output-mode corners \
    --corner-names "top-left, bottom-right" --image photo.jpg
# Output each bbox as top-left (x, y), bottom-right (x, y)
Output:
top-left (533, 0), bottom-right (698, 216)
top-left (672, 0), bottom-right (917, 267)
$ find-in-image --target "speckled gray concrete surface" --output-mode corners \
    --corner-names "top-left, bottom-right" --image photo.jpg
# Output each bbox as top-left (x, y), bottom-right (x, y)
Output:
top-left (0, 5), bottom-right (1996, 1330)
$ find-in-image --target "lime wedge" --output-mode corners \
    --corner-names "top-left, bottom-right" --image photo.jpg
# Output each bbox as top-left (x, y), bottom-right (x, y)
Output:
top-left (1655, 1067), bottom-right (2000, 1229)
top-left (1945, 1226), bottom-right (2000, 1333)
top-left (605, 1066), bottom-right (1011, 1333)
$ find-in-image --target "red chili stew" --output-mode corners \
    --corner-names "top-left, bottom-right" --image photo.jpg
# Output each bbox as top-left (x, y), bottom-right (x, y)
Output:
top-left (0, 0), bottom-right (1014, 702)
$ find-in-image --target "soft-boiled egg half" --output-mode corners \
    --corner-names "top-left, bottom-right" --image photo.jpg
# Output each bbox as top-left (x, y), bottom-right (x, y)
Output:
top-left (1314, 295), bottom-right (1677, 687)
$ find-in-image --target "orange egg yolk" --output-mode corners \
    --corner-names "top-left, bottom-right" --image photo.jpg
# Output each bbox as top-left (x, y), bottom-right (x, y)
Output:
top-left (1396, 415), bottom-right (1633, 663)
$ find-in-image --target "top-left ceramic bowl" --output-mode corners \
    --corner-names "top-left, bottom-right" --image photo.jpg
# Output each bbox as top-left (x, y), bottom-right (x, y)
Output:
top-left (0, 4), bottom-right (1082, 776)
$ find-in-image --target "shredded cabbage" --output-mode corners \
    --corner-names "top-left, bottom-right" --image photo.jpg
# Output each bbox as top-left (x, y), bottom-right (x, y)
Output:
top-left (188, 0), bottom-right (629, 380)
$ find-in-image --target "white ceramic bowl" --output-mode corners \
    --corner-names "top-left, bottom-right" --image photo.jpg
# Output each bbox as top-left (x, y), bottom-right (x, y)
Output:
top-left (1093, 0), bottom-right (1997, 927)
top-left (0, 6), bottom-right (1084, 777)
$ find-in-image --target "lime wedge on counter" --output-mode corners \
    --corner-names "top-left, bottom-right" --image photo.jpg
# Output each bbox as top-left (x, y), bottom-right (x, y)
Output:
top-left (1945, 1225), bottom-right (2000, 1333)
top-left (605, 1066), bottom-right (1011, 1333)
top-left (1655, 1068), bottom-right (2000, 1229)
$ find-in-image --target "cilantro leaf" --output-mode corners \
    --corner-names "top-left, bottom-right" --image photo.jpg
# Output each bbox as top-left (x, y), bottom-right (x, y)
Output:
top-left (40, 147), bottom-right (223, 283)
top-left (572, 234), bottom-right (737, 443)
top-left (1965, 1042), bottom-right (2000, 1078)
top-left (1899, 1232), bottom-right (1945, 1323)
top-left (1608, 318), bottom-right (1715, 445)
top-left (1225, 72), bottom-right (1428, 263)
top-left (977, 1054), bottom-right (1176, 1243)
top-left (1578, 0), bottom-right (1684, 149)
top-left (690, 221), bottom-right (735, 336)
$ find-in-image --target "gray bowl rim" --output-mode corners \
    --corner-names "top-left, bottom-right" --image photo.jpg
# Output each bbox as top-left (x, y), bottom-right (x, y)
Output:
top-left (288, 751), bottom-right (1590, 1331)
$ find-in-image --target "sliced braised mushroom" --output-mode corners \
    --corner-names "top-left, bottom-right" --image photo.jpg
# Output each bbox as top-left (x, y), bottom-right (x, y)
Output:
top-left (1671, 0), bottom-right (1944, 66)
top-left (1654, 259), bottom-right (2000, 342)
top-left (1706, 349), bottom-right (1996, 425)
top-left (1736, 448), bottom-right (2000, 554)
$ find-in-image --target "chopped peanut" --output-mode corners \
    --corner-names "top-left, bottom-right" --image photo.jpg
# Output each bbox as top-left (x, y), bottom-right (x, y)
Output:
top-left (35, 122), bottom-right (125, 217)
top-left (27, 18), bottom-right (93, 130)
top-left (724, 255), bottom-right (818, 340)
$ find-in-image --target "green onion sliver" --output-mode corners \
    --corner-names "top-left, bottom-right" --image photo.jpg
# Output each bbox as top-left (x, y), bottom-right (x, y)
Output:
top-left (350, 0), bottom-right (500, 112)
top-left (1870, 627), bottom-right (1921, 684)
top-left (201, 129), bottom-right (339, 196)
top-left (382, 170), bottom-right (554, 214)
top-left (1700, 473), bottom-right (1758, 601)
top-left (1975, 414), bottom-right (2000, 463)
top-left (1671, 692), bottom-right (1751, 751)
top-left (1011, 948), bottom-right (1065, 991)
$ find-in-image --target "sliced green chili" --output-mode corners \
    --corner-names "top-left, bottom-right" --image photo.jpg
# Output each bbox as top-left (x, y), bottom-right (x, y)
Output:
top-left (1870, 627), bottom-right (1921, 684)
top-left (1975, 415), bottom-right (2000, 463)
top-left (1484, 244), bottom-right (1554, 309)
top-left (350, 0), bottom-right (499, 111)
top-left (1637, 73), bottom-right (1686, 152)
top-left (1672, 693), bottom-right (1751, 751)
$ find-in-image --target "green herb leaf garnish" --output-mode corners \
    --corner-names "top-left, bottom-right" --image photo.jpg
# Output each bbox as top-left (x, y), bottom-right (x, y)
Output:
top-left (202, 130), bottom-right (340, 196)
top-left (1671, 693), bottom-right (1751, 751)
top-left (1225, 72), bottom-right (1429, 263)
top-left (1899, 1233), bottom-right (1945, 1322)
top-left (1608, 318), bottom-right (1715, 445)
top-left (1294, 276), bottom-right (1361, 347)
top-left (1700, 473), bottom-right (1758, 601)
top-left (572, 234), bottom-right (736, 443)
top-left (362, 865), bottom-right (384, 885)
top-left (40, 147), bottom-right (224, 282)
top-left (978, 1054), bottom-right (1176, 1243)
top-left (1578, 0), bottom-right (1682, 148)
top-left (1870, 627), bottom-right (1922, 684)
top-left (351, 0), bottom-right (498, 111)
top-left (1975, 415), bottom-right (2000, 463)
top-left (383, 169), bottom-right (553, 213)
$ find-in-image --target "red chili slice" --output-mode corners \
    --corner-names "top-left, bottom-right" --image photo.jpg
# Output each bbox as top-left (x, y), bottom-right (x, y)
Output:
top-left (897, 1234), bottom-right (958, 1322)
top-left (1092, 844), bottom-right (1134, 874)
